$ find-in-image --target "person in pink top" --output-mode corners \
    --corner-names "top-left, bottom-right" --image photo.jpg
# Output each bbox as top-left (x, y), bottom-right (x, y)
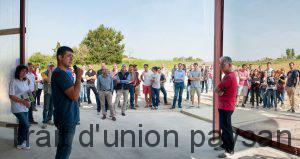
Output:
top-left (236, 64), bottom-right (250, 107)
top-left (214, 56), bottom-right (237, 158)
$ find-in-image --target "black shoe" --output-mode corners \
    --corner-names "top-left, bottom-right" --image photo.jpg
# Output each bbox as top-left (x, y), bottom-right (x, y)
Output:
top-left (121, 113), bottom-right (126, 116)
top-left (88, 102), bottom-right (92, 104)
top-left (112, 117), bottom-right (116, 121)
top-left (101, 115), bottom-right (106, 120)
top-left (242, 104), bottom-right (245, 107)
top-left (131, 107), bottom-right (136, 110)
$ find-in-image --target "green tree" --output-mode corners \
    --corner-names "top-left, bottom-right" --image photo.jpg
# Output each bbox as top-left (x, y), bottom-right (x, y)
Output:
top-left (28, 52), bottom-right (54, 70)
top-left (286, 48), bottom-right (296, 59)
top-left (81, 24), bottom-right (125, 64)
top-left (73, 44), bottom-right (89, 65)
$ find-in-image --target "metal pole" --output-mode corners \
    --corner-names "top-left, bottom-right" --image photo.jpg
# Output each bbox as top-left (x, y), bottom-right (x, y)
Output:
top-left (20, 0), bottom-right (26, 65)
top-left (213, 0), bottom-right (224, 139)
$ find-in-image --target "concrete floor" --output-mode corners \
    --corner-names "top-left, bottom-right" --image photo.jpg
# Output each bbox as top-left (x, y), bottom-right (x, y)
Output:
top-left (1, 105), bottom-right (298, 159)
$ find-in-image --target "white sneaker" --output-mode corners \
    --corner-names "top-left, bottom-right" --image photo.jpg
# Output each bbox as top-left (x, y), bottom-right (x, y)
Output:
top-left (218, 152), bottom-right (234, 158)
top-left (17, 141), bottom-right (30, 150)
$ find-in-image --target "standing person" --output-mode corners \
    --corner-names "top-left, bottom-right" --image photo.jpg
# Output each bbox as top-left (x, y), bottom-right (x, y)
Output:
top-left (161, 64), bottom-right (169, 78)
top-left (133, 64), bottom-right (140, 107)
top-left (185, 64), bottom-right (192, 102)
top-left (214, 56), bottom-right (237, 158)
top-left (35, 66), bottom-right (43, 107)
top-left (128, 64), bottom-right (137, 109)
top-left (266, 70), bottom-right (277, 110)
top-left (151, 66), bottom-right (161, 109)
top-left (171, 64), bottom-right (178, 83)
top-left (201, 65), bottom-right (209, 93)
top-left (85, 64), bottom-right (101, 114)
top-left (236, 64), bottom-right (249, 107)
top-left (114, 64), bottom-right (132, 116)
top-left (171, 63), bottom-right (185, 110)
top-left (140, 64), bottom-right (153, 108)
top-left (97, 67), bottom-right (116, 121)
top-left (26, 63), bottom-right (38, 124)
top-left (9, 65), bottom-right (31, 150)
top-left (189, 63), bottom-right (202, 108)
top-left (286, 62), bottom-right (299, 113)
top-left (79, 64), bottom-right (87, 104)
top-left (266, 62), bottom-right (273, 77)
top-left (277, 69), bottom-right (287, 107)
top-left (260, 71), bottom-right (268, 108)
top-left (208, 65), bottom-right (214, 91)
top-left (250, 69), bottom-right (261, 108)
top-left (41, 63), bottom-right (55, 129)
top-left (158, 67), bottom-right (170, 105)
top-left (51, 46), bottom-right (82, 159)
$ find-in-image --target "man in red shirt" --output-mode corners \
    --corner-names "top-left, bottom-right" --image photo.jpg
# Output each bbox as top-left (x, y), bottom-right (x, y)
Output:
top-left (214, 56), bottom-right (237, 158)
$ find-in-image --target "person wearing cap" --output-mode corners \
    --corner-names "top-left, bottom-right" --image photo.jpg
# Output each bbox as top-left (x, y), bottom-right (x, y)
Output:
top-left (97, 66), bottom-right (116, 121)
top-left (114, 64), bottom-right (132, 116)
top-left (41, 62), bottom-right (55, 129)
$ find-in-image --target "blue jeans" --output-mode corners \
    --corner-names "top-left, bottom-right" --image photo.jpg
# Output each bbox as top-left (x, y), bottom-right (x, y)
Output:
top-left (277, 90), bottom-right (285, 104)
top-left (80, 83), bottom-right (87, 102)
top-left (266, 89), bottom-right (277, 108)
top-left (129, 85), bottom-right (135, 108)
top-left (43, 93), bottom-right (54, 123)
top-left (55, 124), bottom-right (76, 159)
top-left (13, 112), bottom-right (29, 145)
top-left (173, 82), bottom-right (184, 108)
top-left (260, 88), bottom-right (268, 108)
top-left (151, 87), bottom-right (160, 107)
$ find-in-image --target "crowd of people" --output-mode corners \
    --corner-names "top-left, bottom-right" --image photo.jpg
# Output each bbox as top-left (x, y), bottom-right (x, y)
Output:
top-left (7, 46), bottom-right (299, 158)
top-left (234, 62), bottom-right (299, 113)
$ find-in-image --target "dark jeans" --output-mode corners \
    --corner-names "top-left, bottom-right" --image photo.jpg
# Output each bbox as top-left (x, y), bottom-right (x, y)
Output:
top-left (86, 84), bottom-right (101, 111)
top-left (172, 82), bottom-right (184, 108)
top-left (28, 91), bottom-right (36, 122)
top-left (35, 88), bottom-right (42, 105)
top-left (201, 80), bottom-right (208, 93)
top-left (129, 85), bottom-right (135, 108)
top-left (55, 124), bottom-right (76, 159)
top-left (260, 88), bottom-right (268, 108)
top-left (266, 89), bottom-right (277, 108)
top-left (250, 88), bottom-right (260, 106)
top-left (160, 86), bottom-right (168, 104)
top-left (13, 112), bottom-right (29, 145)
top-left (151, 87), bottom-right (160, 107)
top-left (219, 109), bottom-right (234, 153)
top-left (43, 93), bottom-right (54, 123)
top-left (277, 91), bottom-right (285, 104)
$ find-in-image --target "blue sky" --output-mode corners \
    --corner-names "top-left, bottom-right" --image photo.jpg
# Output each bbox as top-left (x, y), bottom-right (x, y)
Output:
top-left (26, 0), bottom-right (300, 61)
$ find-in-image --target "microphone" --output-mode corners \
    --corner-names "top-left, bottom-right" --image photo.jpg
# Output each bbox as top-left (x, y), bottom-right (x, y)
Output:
top-left (73, 65), bottom-right (84, 83)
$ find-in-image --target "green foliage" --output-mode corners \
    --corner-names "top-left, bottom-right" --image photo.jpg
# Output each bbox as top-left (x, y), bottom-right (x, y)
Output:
top-left (28, 52), bottom-right (55, 70)
top-left (286, 48), bottom-right (296, 59)
top-left (172, 56), bottom-right (203, 62)
top-left (81, 24), bottom-right (125, 64)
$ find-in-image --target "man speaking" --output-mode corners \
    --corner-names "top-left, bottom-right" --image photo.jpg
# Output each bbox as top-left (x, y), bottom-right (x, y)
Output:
top-left (51, 46), bottom-right (83, 159)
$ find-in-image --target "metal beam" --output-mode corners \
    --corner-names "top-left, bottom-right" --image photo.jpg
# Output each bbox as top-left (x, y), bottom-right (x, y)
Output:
top-left (0, 28), bottom-right (20, 36)
top-left (213, 0), bottom-right (224, 139)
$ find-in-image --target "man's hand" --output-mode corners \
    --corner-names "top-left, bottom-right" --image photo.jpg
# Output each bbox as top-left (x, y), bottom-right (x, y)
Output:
top-left (75, 68), bottom-right (83, 80)
top-left (214, 87), bottom-right (224, 96)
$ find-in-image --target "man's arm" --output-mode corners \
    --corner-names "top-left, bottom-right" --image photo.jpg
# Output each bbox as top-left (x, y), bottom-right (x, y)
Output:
top-left (64, 69), bottom-right (83, 101)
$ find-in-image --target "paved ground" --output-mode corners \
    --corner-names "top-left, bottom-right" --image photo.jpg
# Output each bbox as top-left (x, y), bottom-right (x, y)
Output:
top-left (0, 79), bottom-right (300, 158)
top-left (0, 104), bottom-right (298, 159)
